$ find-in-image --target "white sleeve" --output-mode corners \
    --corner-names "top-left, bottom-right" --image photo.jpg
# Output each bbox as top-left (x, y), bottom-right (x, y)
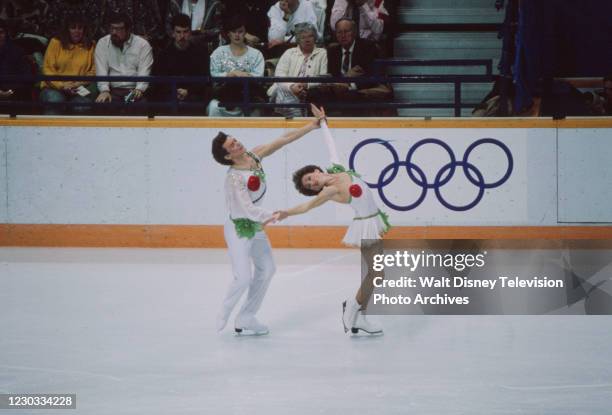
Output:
top-left (227, 173), bottom-right (273, 223)
top-left (209, 48), bottom-right (227, 77)
top-left (320, 121), bottom-right (340, 165)
top-left (273, 50), bottom-right (293, 92)
top-left (330, 0), bottom-right (348, 31)
top-left (268, 4), bottom-right (287, 41)
top-left (95, 40), bottom-right (110, 92)
top-left (249, 49), bottom-right (265, 76)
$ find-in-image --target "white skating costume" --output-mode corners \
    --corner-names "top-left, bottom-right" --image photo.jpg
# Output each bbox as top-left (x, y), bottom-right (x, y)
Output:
top-left (319, 122), bottom-right (387, 335)
top-left (217, 151), bottom-right (276, 334)
top-left (337, 172), bottom-right (390, 247)
top-left (320, 123), bottom-right (390, 248)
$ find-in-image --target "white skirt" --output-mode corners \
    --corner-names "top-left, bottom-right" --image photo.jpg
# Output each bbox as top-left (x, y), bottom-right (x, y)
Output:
top-left (342, 212), bottom-right (389, 248)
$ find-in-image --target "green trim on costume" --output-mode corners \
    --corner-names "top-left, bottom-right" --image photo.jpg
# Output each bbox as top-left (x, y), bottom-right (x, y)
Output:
top-left (326, 163), bottom-right (360, 178)
top-left (247, 151), bottom-right (266, 182)
top-left (378, 210), bottom-right (392, 233)
top-left (232, 217), bottom-right (263, 239)
top-left (353, 210), bottom-right (392, 233)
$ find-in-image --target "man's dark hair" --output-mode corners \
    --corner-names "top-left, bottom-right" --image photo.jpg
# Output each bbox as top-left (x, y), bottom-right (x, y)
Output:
top-left (604, 74), bottom-right (612, 84)
top-left (108, 12), bottom-right (132, 30)
top-left (212, 131), bottom-right (232, 165)
top-left (171, 13), bottom-right (191, 30)
top-left (293, 165), bottom-right (323, 196)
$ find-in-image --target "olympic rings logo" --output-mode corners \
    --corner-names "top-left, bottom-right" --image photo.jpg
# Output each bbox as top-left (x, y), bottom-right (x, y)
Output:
top-left (348, 138), bottom-right (513, 211)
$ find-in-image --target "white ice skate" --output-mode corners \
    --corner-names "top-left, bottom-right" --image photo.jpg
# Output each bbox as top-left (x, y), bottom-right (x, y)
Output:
top-left (234, 317), bottom-right (269, 336)
top-left (342, 298), bottom-right (360, 333)
top-left (351, 312), bottom-right (383, 336)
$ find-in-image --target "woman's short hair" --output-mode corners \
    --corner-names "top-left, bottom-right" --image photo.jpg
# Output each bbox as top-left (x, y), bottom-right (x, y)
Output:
top-left (211, 131), bottom-right (233, 165)
top-left (294, 22), bottom-right (317, 43)
top-left (293, 165), bottom-right (323, 196)
top-left (223, 14), bottom-right (246, 33)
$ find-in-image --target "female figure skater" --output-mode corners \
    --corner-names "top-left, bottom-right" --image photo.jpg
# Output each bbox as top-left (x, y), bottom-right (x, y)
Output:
top-left (274, 105), bottom-right (390, 335)
top-left (211, 111), bottom-right (325, 335)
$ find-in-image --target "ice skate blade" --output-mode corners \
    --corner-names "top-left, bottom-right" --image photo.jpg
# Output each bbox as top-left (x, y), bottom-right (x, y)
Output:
top-left (342, 301), bottom-right (348, 333)
top-left (234, 327), bottom-right (269, 336)
top-left (350, 327), bottom-right (384, 336)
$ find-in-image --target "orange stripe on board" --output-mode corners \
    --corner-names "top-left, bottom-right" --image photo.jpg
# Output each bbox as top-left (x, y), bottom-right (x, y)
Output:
top-left (1, 225), bottom-right (612, 249)
top-left (1, 117), bottom-right (612, 129)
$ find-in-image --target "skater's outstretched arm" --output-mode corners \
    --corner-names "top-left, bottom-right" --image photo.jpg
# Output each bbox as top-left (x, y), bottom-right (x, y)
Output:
top-left (274, 185), bottom-right (337, 221)
top-left (312, 106), bottom-right (341, 166)
top-left (252, 105), bottom-right (326, 159)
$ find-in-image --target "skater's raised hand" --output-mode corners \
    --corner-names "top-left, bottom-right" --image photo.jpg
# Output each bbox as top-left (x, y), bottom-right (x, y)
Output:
top-left (310, 104), bottom-right (327, 127)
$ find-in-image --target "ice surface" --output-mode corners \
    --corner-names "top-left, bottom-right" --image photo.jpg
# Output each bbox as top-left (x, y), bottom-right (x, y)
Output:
top-left (1, 248), bottom-right (611, 414)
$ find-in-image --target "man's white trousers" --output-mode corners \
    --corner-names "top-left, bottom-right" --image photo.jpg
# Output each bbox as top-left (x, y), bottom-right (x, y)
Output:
top-left (219, 222), bottom-right (276, 328)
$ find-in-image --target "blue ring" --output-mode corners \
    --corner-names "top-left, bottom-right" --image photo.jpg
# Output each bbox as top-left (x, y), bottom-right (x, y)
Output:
top-left (405, 138), bottom-right (456, 188)
top-left (463, 138), bottom-right (513, 188)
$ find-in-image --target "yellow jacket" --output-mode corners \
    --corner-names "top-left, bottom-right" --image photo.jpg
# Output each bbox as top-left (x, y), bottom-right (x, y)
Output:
top-left (42, 38), bottom-right (96, 90)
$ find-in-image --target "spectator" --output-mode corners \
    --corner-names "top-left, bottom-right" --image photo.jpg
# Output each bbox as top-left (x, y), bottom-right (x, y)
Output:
top-left (330, 0), bottom-right (387, 43)
top-left (102, 0), bottom-right (163, 42)
top-left (44, 0), bottom-right (104, 40)
top-left (0, 19), bottom-right (29, 112)
top-left (95, 12), bottom-right (153, 107)
top-left (165, 0), bottom-right (223, 46)
top-left (208, 15), bottom-right (265, 117)
top-left (602, 75), bottom-right (612, 115)
top-left (325, 17), bottom-right (391, 116)
top-left (267, 0), bottom-right (320, 57)
top-left (40, 15), bottom-right (96, 115)
top-left (223, 0), bottom-right (271, 48)
top-left (155, 13), bottom-right (209, 113)
top-left (268, 22), bottom-right (327, 117)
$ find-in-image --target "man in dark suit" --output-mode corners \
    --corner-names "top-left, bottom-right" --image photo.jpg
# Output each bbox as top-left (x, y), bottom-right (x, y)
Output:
top-left (324, 17), bottom-right (392, 116)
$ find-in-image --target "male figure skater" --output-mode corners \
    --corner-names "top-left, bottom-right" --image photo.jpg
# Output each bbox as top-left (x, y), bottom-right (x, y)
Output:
top-left (211, 113), bottom-right (325, 335)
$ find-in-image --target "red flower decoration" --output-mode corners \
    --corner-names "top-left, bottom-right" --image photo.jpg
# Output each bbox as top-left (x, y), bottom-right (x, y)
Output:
top-left (247, 175), bottom-right (260, 191)
top-left (349, 184), bottom-right (362, 198)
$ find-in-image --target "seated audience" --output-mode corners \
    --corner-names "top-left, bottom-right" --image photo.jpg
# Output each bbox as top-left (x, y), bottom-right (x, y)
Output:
top-left (155, 13), bottom-right (209, 113)
top-left (208, 15), bottom-right (265, 117)
top-left (268, 22), bottom-right (327, 117)
top-left (330, 0), bottom-right (387, 43)
top-left (95, 12), bottom-right (153, 108)
top-left (0, 19), bottom-right (29, 112)
top-left (40, 15), bottom-right (96, 114)
top-left (267, 0), bottom-right (320, 57)
top-left (325, 17), bottom-right (392, 116)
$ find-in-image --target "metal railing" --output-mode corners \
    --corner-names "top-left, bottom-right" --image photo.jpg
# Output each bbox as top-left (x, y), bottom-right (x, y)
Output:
top-left (0, 60), bottom-right (495, 117)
